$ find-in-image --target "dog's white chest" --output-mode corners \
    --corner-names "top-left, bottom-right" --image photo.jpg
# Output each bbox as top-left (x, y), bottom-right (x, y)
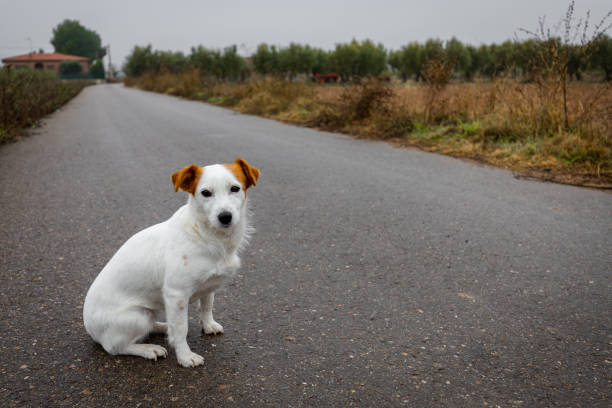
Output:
top-left (188, 253), bottom-right (239, 293)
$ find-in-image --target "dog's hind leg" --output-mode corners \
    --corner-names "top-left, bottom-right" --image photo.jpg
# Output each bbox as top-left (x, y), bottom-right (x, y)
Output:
top-left (123, 343), bottom-right (167, 360)
top-left (97, 308), bottom-right (167, 360)
top-left (152, 322), bottom-right (168, 334)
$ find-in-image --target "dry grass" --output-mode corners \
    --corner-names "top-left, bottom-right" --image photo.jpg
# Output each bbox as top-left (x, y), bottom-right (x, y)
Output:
top-left (124, 71), bottom-right (612, 187)
top-left (234, 79), bottom-right (316, 116)
top-left (312, 82), bottom-right (611, 183)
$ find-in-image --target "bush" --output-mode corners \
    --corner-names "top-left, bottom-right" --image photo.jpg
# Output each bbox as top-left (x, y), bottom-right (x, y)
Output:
top-left (89, 60), bottom-right (105, 79)
top-left (123, 45), bottom-right (154, 77)
top-left (340, 79), bottom-right (394, 120)
top-left (422, 58), bottom-right (453, 123)
top-left (59, 61), bottom-right (83, 75)
top-left (0, 67), bottom-right (92, 143)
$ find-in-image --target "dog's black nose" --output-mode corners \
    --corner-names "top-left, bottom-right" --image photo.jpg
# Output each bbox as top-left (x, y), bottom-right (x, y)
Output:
top-left (218, 211), bottom-right (232, 226)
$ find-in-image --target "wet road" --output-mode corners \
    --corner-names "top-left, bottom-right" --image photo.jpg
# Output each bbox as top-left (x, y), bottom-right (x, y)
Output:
top-left (1, 84), bottom-right (610, 407)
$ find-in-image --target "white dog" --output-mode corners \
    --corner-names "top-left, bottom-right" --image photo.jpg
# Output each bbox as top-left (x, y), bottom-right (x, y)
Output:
top-left (83, 158), bottom-right (260, 367)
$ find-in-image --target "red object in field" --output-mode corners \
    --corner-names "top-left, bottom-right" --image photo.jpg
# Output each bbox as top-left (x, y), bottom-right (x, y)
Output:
top-left (314, 72), bottom-right (340, 83)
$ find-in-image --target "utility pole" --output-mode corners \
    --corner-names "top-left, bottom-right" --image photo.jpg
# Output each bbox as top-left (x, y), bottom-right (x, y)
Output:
top-left (106, 44), bottom-right (113, 80)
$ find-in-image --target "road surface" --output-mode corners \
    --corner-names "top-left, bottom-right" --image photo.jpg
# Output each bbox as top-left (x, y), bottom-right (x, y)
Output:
top-left (1, 84), bottom-right (610, 407)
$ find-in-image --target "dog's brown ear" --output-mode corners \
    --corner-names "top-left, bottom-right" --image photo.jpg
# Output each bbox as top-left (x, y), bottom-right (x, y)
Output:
top-left (234, 158), bottom-right (260, 189)
top-left (171, 164), bottom-right (203, 195)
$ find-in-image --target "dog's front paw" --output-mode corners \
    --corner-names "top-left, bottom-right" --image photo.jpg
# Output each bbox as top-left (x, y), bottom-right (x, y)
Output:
top-left (201, 319), bottom-right (224, 335)
top-left (177, 351), bottom-right (204, 367)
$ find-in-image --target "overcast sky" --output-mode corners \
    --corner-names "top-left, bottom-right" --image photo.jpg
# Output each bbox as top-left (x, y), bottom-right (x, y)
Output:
top-left (1, 0), bottom-right (610, 69)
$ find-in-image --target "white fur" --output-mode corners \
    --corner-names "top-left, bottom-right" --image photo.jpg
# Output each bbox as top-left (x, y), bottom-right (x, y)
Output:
top-left (83, 164), bottom-right (254, 367)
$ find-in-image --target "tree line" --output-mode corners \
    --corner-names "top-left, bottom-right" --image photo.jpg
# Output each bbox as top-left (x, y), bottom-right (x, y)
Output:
top-left (123, 36), bottom-right (612, 82)
top-left (123, 44), bottom-right (249, 81)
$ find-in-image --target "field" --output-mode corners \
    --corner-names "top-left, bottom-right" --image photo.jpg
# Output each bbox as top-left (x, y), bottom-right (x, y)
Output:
top-left (125, 71), bottom-right (611, 187)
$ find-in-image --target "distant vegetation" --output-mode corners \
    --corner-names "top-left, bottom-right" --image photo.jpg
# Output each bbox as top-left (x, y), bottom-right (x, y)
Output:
top-left (0, 68), bottom-right (92, 143)
top-left (59, 61), bottom-right (83, 75)
top-left (123, 35), bottom-right (612, 83)
top-left (124, 44), bottom-right (248, 81)
top-left (51, 19), bottom-right (106, 61)
top-left (51, 19), bottom-right (106, 79)
top-left (121, 2), bottom-right (611, 186)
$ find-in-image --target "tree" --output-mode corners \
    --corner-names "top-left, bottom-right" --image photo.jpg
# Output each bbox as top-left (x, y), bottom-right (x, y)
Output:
top-left (464, 45), bottom-right (482, 81)
top-left (355, 40), bottom-right (387, 77)
top-left (155, 50), bottom-right (189, 74)
top-left (481, 41), bottom-right (514, 78)
top-left (284, 43), bottom-right (319, 79)
top-left (252, 43), bottom-right (277, 75)
top-left (423, 39), bottom-right (445, 62)
top-left (478, 44), bottom-right (496, 79)
top-left (513, 39), bottom-right (539, 80)
top-left (389, 42), bottom-right (423, 81)
top-left (445, 37), bottom-right (471, 77)
top-left (312, 48), bottom-right (331, 75)
top-left (330, 39), bottom-right (387, 80)
top-left (388, 50), bottom-right (403, 80)
top-left (253, 44), bottom-right (332, 78)
top-left (123, 45), bottom-right (154, 77)
top-left (190, 45), bottom-right (219, 77)
top-left (592, 34), bottom-right (612, 81)
top-left (217, 45), bottom-right (249, 81)
top-left (330, 41), bottom-right (359, 80)
top-left (51, 20), bottom-right (106, 61)
top-left (89, 60), bottom-right (105, 79)
top-left (566, 44), bottom-right (586, 80)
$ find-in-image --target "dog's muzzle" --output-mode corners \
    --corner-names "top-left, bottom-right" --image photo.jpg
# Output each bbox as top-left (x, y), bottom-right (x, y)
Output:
top-left (217, 211), bottom-right (233, 227)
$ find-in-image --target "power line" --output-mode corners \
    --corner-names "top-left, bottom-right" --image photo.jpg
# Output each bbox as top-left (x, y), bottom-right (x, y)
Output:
top-left (0, 45), bottom-right (47, 50)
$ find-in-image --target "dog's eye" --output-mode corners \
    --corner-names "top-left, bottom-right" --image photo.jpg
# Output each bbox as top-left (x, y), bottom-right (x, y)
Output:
top-left (230, 185), bottom-right (240, 193)
top-left (201, 190), bottom-right (212, 198)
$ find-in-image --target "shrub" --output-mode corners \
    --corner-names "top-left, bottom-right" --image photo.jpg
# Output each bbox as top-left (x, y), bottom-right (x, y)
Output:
top-left (0, 67), bottom-right (92, 143)
top-left (89, 60), bottom-right (105, 79)
top-left (339, 79), bottom-right (394, 120)
top-left (422, 58), bottom-right (453, 123)
top-left (59, 61), bottom-right (83, 75)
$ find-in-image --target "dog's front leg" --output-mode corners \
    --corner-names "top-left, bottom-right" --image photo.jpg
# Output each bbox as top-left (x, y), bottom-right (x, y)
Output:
top-left (199, 292), bottom-right (224, 335)
top-left (164, 291), bottom-right (204, 367)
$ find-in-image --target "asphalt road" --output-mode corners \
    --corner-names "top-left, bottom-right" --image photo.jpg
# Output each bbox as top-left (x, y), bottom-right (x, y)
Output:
top-left (1, 84), bottom-right (610, 407)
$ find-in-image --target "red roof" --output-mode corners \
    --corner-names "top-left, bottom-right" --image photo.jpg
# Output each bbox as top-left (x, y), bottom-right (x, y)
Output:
top-left (2, 52), bottom-right (89, 63)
